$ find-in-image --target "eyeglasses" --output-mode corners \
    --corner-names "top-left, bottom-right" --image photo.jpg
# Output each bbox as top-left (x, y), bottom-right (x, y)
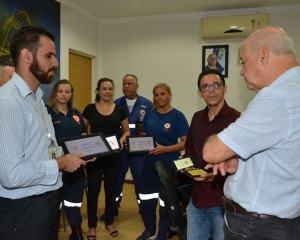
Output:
top-left (199, 82), bottom-right (224, 92)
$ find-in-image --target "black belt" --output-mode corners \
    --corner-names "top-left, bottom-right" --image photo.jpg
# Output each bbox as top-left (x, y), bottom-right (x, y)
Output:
top-left (222, 196), bottom-right (280, 220)
top-left (35, 189), bottom-right (58, 197)
top-left (0, 189), bottom-right (60, 202)
top-left (24, 189), bottom-right (60, 199)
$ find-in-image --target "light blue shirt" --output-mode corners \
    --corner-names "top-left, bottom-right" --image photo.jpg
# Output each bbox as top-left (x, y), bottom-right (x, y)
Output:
top-left (0, 73), bottom-right (62, 199)
top-left (218, 66), bottom-right (300, 218)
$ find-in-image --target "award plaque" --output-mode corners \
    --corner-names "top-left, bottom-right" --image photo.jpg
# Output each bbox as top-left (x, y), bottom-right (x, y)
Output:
top-left (126, 135), bottom-right (156, 153)
top-left (185, 169), bottom-right (208, 177)
top-left (172, 156), bottom-right (196, 171)
top-left (105, 135), bottom-right (121, 151)
top-left (172, 156), bottom-right (209, 178)
top-left (59, 132), bottom-right (113, 160)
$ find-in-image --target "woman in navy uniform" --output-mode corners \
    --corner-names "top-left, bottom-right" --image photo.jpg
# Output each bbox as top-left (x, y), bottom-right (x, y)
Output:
top-left (47, 79), bottom-right (87, 240)
top-left (137, 83), bottom-right (189, 240)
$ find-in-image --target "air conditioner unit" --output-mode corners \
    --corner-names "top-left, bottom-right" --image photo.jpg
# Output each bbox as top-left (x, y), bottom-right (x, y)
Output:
top-left (201, 13), bottom-right (269, 40)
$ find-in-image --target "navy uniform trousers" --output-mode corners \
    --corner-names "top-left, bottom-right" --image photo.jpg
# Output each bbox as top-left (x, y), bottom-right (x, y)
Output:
top-left (63, 167), bottom-right (86, 226)
top-left (139, 160), bottom-right (175, 240)
top-left (115, 148), bottom-right (145, 209)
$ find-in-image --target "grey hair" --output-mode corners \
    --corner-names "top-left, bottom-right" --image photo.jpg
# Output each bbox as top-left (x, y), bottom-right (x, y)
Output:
top-left (123, 74), bottom-right (138, 83)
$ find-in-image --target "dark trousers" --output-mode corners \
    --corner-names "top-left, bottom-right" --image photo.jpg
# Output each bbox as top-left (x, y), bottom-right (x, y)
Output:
top-left (139, 160), bottom-right (174, 240)
top-left (224, 211), bottom-right (300, 240)
top-left (0, 189), bottom-right (61, 240)
top-left (63, 168), bottom-right (86, 226)
top-left (115, 149), bottom-right (145, 208)
top-left (86, 153), bottom-right (122, 228)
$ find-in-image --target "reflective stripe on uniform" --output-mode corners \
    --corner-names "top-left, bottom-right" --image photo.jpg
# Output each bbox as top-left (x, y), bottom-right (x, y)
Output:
top-left (159, 198), bottom-right (165, 207)
top-left (139, 192), bottom-right (159, 200)
top-left (116, 192), bottom-right (122, 202)
top-left (64, 200), bottom-right (82, 207)
top-left (121, 124), bottom-right (136, 128)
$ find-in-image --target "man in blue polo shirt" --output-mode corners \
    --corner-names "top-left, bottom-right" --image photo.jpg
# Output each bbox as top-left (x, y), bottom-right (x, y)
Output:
top-left (99, 74), bottom-right (152, 220)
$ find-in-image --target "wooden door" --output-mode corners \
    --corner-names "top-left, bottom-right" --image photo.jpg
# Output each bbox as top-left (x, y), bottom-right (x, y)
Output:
top-left (69, 52), bottom-right (92, 114)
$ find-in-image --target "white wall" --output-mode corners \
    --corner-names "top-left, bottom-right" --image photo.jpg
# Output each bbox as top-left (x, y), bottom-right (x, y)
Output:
top-left (100, 5), bottom-right (300, 123)
top-left (60, 4), bottom-right (100, 97)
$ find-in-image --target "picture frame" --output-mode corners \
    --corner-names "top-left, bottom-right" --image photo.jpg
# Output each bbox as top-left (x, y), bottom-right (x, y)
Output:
top-left (202, 45), bottom-right (229, 78)
top-left (237, 47), bottom-right (243, 66)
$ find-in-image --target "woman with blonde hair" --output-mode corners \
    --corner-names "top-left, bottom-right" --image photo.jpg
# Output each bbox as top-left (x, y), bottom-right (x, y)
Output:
top-left (47, 79), bottom-right (87, 240)
top-left (137, 83), bottom-right (189, 240)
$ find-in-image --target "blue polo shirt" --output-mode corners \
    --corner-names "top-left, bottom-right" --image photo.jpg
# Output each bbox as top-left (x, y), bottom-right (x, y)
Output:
top-left (46, 106), bottom-right (87, 140)
top-left (142, 108), bottom-right (189, 161)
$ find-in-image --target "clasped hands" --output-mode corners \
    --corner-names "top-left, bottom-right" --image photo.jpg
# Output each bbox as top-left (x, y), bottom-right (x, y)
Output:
top-left (204, 157), bottom-right (239, 176)
top-left (180, 156), bottom-right (239, 182)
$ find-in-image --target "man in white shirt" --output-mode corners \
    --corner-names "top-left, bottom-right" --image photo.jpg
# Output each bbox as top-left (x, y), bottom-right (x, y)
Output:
top-left (0, 25), bottom-right (94, 240)
top-left (203, 26), bottom-right (300, 240)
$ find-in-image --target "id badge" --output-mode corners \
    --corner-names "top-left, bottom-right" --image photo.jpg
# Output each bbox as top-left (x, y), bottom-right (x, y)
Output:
top-left (49, 144), bottom-right (58, 159)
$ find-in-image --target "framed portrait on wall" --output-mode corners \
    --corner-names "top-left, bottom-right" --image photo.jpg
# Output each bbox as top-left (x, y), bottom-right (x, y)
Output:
top-left (202, 45), bottom-right (229, 78)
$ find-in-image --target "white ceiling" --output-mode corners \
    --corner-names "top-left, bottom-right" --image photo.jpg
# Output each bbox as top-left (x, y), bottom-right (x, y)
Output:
top-left (57, 0), bottom-right (300, 20)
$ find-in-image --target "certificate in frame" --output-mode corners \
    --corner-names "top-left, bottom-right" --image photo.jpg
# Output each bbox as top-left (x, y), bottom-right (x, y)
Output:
top-left (126, 135), bottom-right (156, 153)
top-left (172, 156), bottom-right (196, 171)
top-left (185, 169), bottom-right (208, 178)
top-left (59, 132), bottom-right (113, 160)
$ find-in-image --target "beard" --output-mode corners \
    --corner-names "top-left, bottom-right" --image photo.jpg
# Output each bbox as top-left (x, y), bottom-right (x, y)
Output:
top-left (29, 56), bottom-right (56, 84)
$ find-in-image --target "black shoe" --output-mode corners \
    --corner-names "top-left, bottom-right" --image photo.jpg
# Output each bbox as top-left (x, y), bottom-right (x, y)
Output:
top-left (69, 225), bottom-right (85, 240)
top-left (99, 208), bottom-right (119, 221)
top-left (136, 231), bottom-right (156, 240)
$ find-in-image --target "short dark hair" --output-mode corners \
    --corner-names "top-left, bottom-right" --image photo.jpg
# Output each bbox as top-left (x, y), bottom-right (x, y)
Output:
top-left (197, 69), bottom-right (225, 89)
top-left (0, 55), bottom-right (14, 67)
top-left (10, 25), bottom-right (55, 67)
